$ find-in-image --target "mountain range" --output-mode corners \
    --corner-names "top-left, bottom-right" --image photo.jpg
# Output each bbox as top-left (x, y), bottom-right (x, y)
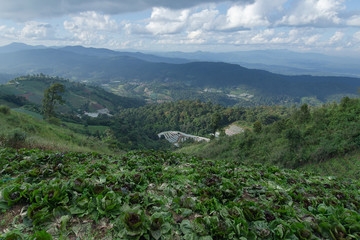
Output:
top-left (0, 43), bottom-right (359, 106)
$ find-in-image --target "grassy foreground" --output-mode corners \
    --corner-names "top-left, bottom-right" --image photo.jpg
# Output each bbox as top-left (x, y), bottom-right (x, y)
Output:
top-left (1, 148), bottom-right (359, 239)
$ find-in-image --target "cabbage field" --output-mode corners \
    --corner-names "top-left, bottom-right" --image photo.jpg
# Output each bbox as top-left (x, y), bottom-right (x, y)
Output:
top-left (1, 148), bottom-right (360, 239)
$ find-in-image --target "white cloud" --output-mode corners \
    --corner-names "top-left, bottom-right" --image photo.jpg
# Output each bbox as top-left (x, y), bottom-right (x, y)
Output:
top-left (223, 0), bottom-right (287, 29)
top-left (353, 31), bottom-right (360, 43)
top-left (279, 0), bottom-right (345, 26)
top-left (0, 25), bottom-right (17, 40)
top-left (329, 31), bottom-right (344, 44)
top-left (0, 0), bottom-right (246, 21)
top-left (188, 8), bottom-right (219, 31)
top-left (145, 8), bottom-right (190, 35)
top-left (64, 11), bottom-right (118, 32)
top-left (64, 11), bottom-right (119, 44)
top-left (347, 15), bottom-right (360, 26)
top-left (21, 21), bottom-right (54, 39)
top-left (250, 29), bottom-right (275, 44)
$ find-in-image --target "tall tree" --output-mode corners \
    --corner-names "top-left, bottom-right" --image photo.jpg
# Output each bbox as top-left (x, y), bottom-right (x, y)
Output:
top-left (42, 83), bottom-right (65, 118)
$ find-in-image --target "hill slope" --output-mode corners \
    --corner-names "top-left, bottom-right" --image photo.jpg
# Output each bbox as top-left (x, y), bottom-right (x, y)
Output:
top-left (0, 75), bottom-right (145, 114)
top-left (0, 106), bottom-right (112, 153)
top-left (178, 97), bottom-right (360, 178)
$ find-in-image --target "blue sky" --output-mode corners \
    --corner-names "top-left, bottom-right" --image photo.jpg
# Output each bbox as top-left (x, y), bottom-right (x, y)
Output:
top-left (0, 0), bottom-right (359, 55)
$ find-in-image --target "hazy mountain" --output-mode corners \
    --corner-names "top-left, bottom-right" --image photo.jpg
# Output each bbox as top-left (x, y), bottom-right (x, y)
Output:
top-left (59, 45), bottom-right (189, 64)
top-left (0, 42), bottom-right (46, 54)
top-left (152, 50), bottom-right (360, 77)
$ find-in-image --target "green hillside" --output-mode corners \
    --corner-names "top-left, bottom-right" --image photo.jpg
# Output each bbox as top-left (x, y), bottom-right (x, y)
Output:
top-left (0, 105), bottom-right (113, 154)
top-left (0, 75), bottom-right (145, 115)
top-left (178, 97), bottom-right (360, 179)
top-left (1, 149), bottom-right (359, 239)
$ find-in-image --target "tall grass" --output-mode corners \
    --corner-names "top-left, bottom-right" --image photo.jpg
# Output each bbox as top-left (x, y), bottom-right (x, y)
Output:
top-left (0, 110), bottom-right (115, 154)
top-left (299, 152), bottom-right (360, 179)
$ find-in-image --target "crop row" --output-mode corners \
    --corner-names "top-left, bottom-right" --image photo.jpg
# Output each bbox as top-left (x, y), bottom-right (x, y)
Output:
top-left (1, 148), bottom-right (360, 239)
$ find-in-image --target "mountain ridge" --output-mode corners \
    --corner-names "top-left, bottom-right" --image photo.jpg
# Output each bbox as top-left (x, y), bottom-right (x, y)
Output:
top-left (0, 43), bottom-right (359, 106)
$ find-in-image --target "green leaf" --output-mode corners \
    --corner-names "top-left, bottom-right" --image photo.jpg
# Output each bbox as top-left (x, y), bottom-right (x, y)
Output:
top-left (30, 231), bottom-right (53, 240)
top-left (180, 220), bottom-right (193, 235)
top-left (161, 222), bottom-right (172, 234)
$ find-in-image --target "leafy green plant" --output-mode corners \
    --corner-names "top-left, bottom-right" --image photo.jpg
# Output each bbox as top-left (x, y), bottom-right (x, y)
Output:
top-left (0, 148), bottom-right (359, 239)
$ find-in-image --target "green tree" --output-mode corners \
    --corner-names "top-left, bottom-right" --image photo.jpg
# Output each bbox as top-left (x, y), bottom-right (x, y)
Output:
top-left (42, 83), bottom-right (65, 119)
top-left (253, 121), bottom-right (262, 133)
top-left (210, 112), bottom-right (221, 135)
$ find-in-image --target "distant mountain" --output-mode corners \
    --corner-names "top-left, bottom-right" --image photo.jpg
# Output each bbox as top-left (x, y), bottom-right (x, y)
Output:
top-left (0, 44), bottom-right (359, 106)
top-left (152, 50), bottom-right (360, 77)
top-left (0, 42), bottom-right (46, 54)
top-left (59, 45), bottom-right (189, 64)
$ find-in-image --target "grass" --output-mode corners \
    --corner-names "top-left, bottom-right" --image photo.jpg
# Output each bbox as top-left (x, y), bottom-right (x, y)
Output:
top-left (63, 122), bottom-right (110, 135)
top-left (11, 108), bottom-right (43, 120)
top-left (0, 109), bottom-right (114, 154)
top-left (299, 151), bottom-right (360, 179)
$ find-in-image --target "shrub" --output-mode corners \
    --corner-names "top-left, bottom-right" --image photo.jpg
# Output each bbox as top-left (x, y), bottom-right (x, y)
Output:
top-left (0, 105), bottom-right (10, 115)
top-left (5, 128), bottom-right (27, 148)
top-left (47, 117), bottom-right (61, 125)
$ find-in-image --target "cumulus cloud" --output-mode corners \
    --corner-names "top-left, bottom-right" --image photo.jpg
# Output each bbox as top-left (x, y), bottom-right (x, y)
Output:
top-left (347, 15), bottom-right (360, 26)
top-left (64, 11), bottom-right (118, 32)
top-left (145, 8), bottom-right (190, 35)
top-left (223, 0), bottom-right (287, 29)
top-left (353, 31), bottom-right (360, 43)
top-left (21, 21), bottom-right (55, 39)
top-left (279, 0), bottom-right (345, 26)
top-left (188, 8), bottom-right (220, 31)
top-left (0, 0), bottom-right (249, 21)
top-left (64, 11), bottom-right (119, 44)
top-left (127, 7), bottom-right (220, 36)
top-left (250, 29), bottom-right (275, 44)
top-left (329, 31), bottom-right (344, 44)
top-left (0, 25), bottom-right (17, 39)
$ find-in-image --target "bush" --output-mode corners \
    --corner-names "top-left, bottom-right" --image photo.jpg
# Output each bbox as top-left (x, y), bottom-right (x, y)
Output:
top-left (0, 105), bottom-right (10, 115)
top-left (5, 128), bottom-right (27, 148)
top-left (47, 117), bottom-right (61, 125)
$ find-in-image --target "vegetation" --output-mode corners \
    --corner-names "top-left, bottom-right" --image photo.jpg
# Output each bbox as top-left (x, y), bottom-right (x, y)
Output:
top-left (1, 70), bottom-right (360, 238)
top-left (1, 149), bottom-right (359, 239)
top-left (104, 101), bottom-right (289, 150)
top-left (179, 98), bottom-right (360, 176)
top-left (42, 83), bottom-right (65, 119)
top-left (0, 75), bottom-right (145, 116)
top-left (0, 107), bottom-right (113, 154)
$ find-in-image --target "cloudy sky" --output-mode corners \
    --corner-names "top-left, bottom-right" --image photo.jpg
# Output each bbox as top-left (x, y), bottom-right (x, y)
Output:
top-left (0, 0), bottom-right (360, 55)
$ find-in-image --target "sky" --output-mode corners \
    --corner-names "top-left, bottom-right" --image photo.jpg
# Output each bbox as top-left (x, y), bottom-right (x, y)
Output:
top-left (0, 0), bottom-right (360, 55)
